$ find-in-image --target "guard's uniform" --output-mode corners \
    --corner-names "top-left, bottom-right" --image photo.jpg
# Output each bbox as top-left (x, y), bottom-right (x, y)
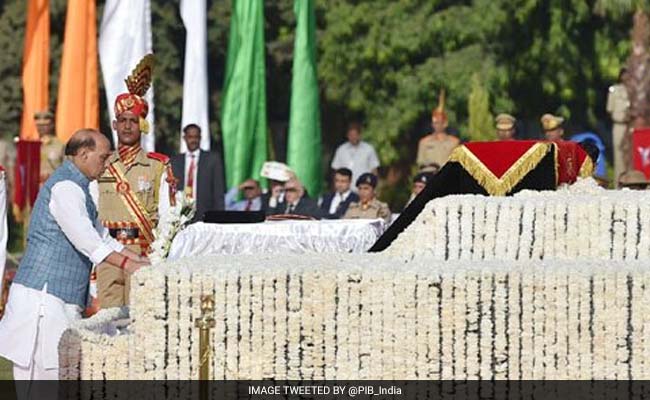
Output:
top-left (607, 83), bottom-right (630, 180)
top-left (95, 54), bottom-right (176, 308)
top-left (344, 198), bottom-right (391, 223)
top-left (416, 135), bottom-right (459, 168)
top-left (95, 147), bottom-right (174, 307)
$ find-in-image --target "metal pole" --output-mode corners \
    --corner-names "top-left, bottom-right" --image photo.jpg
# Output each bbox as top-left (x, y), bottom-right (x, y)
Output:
top-left (195, 294), bottom-right (215, 399)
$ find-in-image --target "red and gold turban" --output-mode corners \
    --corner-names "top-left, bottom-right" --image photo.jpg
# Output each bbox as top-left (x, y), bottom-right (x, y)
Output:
top-left (114, 93), bottom-right (149, 133)
top-left (431, 89), bottom-right (448, 122)
top-left (114, 54), bottom-right (155, 134)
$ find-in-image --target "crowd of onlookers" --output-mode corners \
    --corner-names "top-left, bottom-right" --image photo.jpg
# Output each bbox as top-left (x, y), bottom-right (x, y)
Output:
top-left (219, 100), bottom-right (650, 223)
top-left (12, 101), bottom-right (650, 228)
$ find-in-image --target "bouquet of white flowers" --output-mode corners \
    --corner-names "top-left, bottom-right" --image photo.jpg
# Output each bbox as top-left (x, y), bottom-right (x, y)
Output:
top-left (149, 192), bottom-right (196, 265)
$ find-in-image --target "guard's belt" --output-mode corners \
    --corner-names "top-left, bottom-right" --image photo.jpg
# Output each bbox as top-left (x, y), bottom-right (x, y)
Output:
top-left (109, 227), bottom-right (140, 240)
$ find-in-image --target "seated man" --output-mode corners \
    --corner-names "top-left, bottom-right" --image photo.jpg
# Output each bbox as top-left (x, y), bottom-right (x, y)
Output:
top-left (260, 161), bottom-right (293, 214)
top-left (269, 178), bottom-right (321, 219)
top-left (225, 179), bottom-right (263, 211)
top-left (319, 168), bottom-right (359, 219)
top-left (405, 172), bottom-right (435, 209)
top-left (344, 173), bottom-right (391, 223)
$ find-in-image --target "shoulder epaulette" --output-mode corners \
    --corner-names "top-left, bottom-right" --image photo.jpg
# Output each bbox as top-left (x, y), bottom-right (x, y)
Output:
top-left (147, 152), bottom-right (170, 164)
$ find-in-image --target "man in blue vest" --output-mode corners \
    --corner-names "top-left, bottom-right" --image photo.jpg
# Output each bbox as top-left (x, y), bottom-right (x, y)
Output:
top-left (0, 129), bottom-right (149, 380)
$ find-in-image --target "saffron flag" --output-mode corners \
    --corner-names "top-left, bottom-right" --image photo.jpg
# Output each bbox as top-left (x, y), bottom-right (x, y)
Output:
top-left (56, 0), bottom-right (99, 143)
top-left (99, 0), bottom-right (155, 151)
top-left (287, 0), bottom-right (322, 196)
top-left (180, 0), bottom-right (210, 152)
top-left (20, 0), bottom-right (50, 141)
top-left (221, 0), bottom-right (267, 189)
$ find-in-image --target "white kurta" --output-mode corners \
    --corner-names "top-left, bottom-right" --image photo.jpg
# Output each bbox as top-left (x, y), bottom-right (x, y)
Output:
top-left (0, 180), bottom-right (123, 378)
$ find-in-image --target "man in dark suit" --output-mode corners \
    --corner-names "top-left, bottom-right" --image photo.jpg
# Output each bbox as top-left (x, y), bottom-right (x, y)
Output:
top-left (269, 178), bottom-right (321, 219)
top-left (171, 124), bottom-right (225, 221)
top-left (319, 168), bottom-right (359, 219)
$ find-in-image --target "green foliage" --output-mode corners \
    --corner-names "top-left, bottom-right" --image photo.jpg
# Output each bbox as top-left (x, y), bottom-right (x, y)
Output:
top-left (0, 356), bottom-right (12, 380)
top-left (467, 73), bottom-right (494, 142)
top-left (0, 0), bottom-right (638, 175)
top-left (0, 0), bottom-right (25, 140)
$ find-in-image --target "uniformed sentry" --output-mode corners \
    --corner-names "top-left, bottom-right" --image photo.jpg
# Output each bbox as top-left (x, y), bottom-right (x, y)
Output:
top-left (34, 110), bottom-right (65, 186)
top-left (344, 173), bottom-right (391, 223)
top-left (93, 54), bottom-right (176, 308)
top-left (607, 68), bottom-right (631, 180)
top-left (417, 90), bottom-right (460, 168)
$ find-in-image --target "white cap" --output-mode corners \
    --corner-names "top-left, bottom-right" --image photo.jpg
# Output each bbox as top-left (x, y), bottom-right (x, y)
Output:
top-left (260, 161), bottom-right (294, 182)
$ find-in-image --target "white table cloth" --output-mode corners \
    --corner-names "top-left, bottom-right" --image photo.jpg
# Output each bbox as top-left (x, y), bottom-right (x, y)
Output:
top-left (167, 219), bottom-right (386, 260)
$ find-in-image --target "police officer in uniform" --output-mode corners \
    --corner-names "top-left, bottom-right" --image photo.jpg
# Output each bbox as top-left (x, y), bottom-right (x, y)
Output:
top-left (541, 113), bottom-right (565, 141)
top-left (607, 68), bottom-right (631, 180)
top-left (495, 113), bottom-right (516, 141)
top-left (94, 55), bottom-right (176, 308)
top-left (344, 173), bottom-right (391, 223)
top-left (34, 110), bottom-right (65, 186)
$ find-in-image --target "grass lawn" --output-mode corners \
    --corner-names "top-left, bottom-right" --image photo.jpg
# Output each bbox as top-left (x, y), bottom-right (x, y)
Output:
top-left (0, 357), bottom-right (12, 380)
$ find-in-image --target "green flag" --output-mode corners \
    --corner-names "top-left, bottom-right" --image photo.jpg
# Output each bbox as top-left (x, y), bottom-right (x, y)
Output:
top-left (287, 0), bottom-right (322, 197)
top-left (221, 0), bottom-right (267, 190)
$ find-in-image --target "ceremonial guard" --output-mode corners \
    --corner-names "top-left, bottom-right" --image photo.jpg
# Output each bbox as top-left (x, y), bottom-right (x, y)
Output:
top-left (34, 110), bottom-right (65, 186)
top-left (94, 55), bottom-right (176, 308)
top-left (495, 113), bottom-right (517, 141)
top-left (417, 90), bottom-right (460, 168)
top-left (541, 113), bottom-right (565, 141)
top-left (344, 173), bottom-right (391, 223)
top-left (607, 68), bottom-right (631, 180)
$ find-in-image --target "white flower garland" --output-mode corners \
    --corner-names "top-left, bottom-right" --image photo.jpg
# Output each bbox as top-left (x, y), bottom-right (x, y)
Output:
top-left (149, 192), bottom-right (196, 265)
top-left (387, 179), bottom-right (650, 262)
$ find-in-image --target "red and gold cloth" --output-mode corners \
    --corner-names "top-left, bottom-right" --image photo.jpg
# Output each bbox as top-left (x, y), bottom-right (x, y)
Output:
top-left (448, 141), bottom-right (552, 196)
top-left (448, 140), bottom-right (594, 196)
top-left (553, 140), bottom-right (594, 185)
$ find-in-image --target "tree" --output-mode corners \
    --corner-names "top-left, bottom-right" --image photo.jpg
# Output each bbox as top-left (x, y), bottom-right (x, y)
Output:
top-left (593, 0), bottom-right (650, 169)
top-left (467, 73), bottom-right (494, 142)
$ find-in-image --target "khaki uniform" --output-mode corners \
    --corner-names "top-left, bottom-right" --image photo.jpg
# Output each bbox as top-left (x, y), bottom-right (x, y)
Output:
top-left (607, 83), bottom-right (630, 180)
top-left (96, 149), bottom-right (171, 308)
top-left (40, 135), bottom-right (65, 185)
top-left (417, 134), bottom-right (459, 168)
top-left (344, 198), bottom-right (391, 223)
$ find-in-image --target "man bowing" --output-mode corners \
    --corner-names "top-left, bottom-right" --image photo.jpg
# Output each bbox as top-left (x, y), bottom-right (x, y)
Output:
top-left (0, 129), bottom-right (149, 380)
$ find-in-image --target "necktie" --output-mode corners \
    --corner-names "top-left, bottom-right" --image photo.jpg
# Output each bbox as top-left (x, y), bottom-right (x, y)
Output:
top-left (186, 154), bottom-right (196, 198)
top-left (288, 204), bottom-right (295, 214)
top-left (245, 199), bottom-right (252, 211)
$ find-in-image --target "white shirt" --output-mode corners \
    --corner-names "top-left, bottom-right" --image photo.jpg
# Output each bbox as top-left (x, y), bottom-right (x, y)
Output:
top-left (329, 190), bottom-right (352, 215)
top-left (330, 141), bottom-right (380, 187)
top-left (53, 181), bottom-right (124, 263)
top-left (184, 150), bottom-right (200, 201)
top-left (0, 178), bottom-right (123, 369)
